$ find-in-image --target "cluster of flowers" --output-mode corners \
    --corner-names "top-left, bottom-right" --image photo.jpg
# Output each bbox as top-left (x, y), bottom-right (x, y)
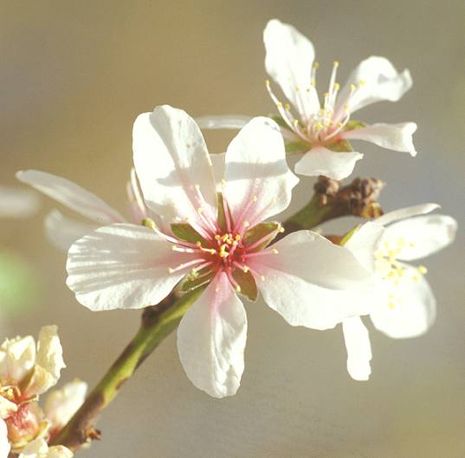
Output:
top-left (0, 327), bottom-right (86, 457)
top-left (0, 18), bottom-right (457, 454)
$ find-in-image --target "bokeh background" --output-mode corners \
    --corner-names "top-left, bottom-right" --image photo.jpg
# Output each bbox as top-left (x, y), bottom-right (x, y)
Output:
top-left (0, 1), bottom-right (464, 456)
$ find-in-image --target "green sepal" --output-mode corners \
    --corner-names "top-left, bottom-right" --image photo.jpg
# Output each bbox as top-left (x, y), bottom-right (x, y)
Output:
top-left (344, 119), bottom-right (366, 132)
top-left (285, 141), bottom-right (309, 154)
top-left (327, 139), bottom-right (353, 153)
top-left (233, 268), bottom-right (258, 302)
top-left (216, 192), bottom-right (227, 233)
top-left (244, 222), bottom-right (280, 250)
top-left (171, 223), bottom-right (207, 245)
top-left (179, 267), bottom-right (214, 293)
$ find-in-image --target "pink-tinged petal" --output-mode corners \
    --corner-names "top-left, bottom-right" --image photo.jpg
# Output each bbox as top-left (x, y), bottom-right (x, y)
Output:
top-left (45, 210), bottom-right (98, 252)
top-left (16, 170), bottom-right (123, 224)
top-left (342, 122), bottom-right (417, 156)
top-left (370, 269), bottom-right (436, 339)
top-left (344, 222), bottom-right (385, 272)
top-left (0, 419), bottom-right (10, 458)
top-left (376, 203), bottom-right (440, 226)
top-left (133, 106), bottom-right (217, 228)
top-left (224, 117), bottom-right (298, 227)
top-left (261, 231), bottom-right (370, 288)
top-left (250, 231), bottom-right (371, 330)
top-left (294, 146), bottom-right (363, 180)
top-left (381, 214), bottom-right (457, 261)
top-left (196, 115), bottom-right (251, 130)
top-left (0, 186), bottom-right (39, 218)
top-left (336, 56), bottom-right (412, 115)
top-left (264, 19), bottom-right (320, 119)
top-left (66, 224), bottom-right (188, 311)
top-left (342, 316), bottom-right (372, 381)
top-left (177, 272), bottom-right (247, 398)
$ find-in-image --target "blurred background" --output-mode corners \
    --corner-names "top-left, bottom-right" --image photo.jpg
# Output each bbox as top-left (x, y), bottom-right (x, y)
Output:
top-left (0, 1), bottom-right (464, 456)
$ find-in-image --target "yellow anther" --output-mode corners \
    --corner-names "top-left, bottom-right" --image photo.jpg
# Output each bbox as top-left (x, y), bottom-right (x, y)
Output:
top-left (418, 265), bottom-right (428, 275)
top-left (350, 83), bottom-right (357, 92)
top-left (334, 82), bottom-right (340, 91)
top-left (284, 103), bottom-right (291, 111)
top-left (242, 266), bottom-right (249, 273)
top-left (313, 62), bottom-right (320, 69)
top-left (168, 267), bottom-right (175, 274)
top-left (333, 60), bottom-right (340, 67)
top-left (235, 285), bottom-right (241, 293)
top-left (197, 207), bottom-right (204, 214)
top-left (272, 248), bottom-right (279, 254)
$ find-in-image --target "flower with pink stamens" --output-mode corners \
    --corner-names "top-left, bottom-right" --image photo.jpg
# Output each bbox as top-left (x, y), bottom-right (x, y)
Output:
top-left (65, 105), bottom-right (370, 398)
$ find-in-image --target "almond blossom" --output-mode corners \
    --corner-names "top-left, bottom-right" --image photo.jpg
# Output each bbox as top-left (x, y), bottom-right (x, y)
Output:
top-left (197, 19), bottom-right (416, 181)
top-left (339, 204), bottom-right (457, 380)
top-left (0, 326), bottom-right (85, 456)
top-left (16, 168), bottom-right (149, 251)
top-left (65, 105), bottom-right (370, 398)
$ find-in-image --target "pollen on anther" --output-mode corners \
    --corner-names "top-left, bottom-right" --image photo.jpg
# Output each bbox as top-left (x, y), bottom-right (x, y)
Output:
top-left (418, 265), bottom-right (428, 275)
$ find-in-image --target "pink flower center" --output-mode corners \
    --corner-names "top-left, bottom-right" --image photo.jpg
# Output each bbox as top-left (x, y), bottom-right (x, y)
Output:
top-left (165, 195), bottom-right (282, 295)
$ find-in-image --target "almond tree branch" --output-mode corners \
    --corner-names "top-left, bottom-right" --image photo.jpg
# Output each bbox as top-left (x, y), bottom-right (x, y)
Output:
top-left (50, 288), bottom-right (203, 451)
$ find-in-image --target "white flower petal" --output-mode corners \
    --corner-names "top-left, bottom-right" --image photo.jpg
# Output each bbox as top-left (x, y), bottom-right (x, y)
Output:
top-left (264, 19), bottom-right (320, 119)
top-left (250, 231), bottom-right (371, 330)
top-left (210, 153), bottom-right (225, 191)
top-left (0, 419), bottom-right (10, 458)
top-left (342, 316), bottom-right (372, 381)
top-left (336, 56), bottom-right (412, 115)
top-left (133, 105), bottom-right (217, 227)
top-left (294, 146), bottom-right (363, 180)
top-left (66, 224), bottom-right (187, 311)
top-left (381, 214), bottom-right (457, 261)
top-left (16, 170), bottom-right (123, 224)
top-left (224, 117), bottom-right (298, 226)
top-left (0, 335), bottom-right (36, 383)
top-left (177, 273), bottom-right (247, 398)
top-left (0, 186), bottom-right (39, 218)
top-left (342, 122), bottom-right (417, 156)
top-left (37, 326), bottom-right (65, 381)
top-left (195, 115), bottom-right (251, 130)
top-left (344, 222), bottom-right (385, 272)
top-left (370, 270), bottom-right (436, 339)
top-left (19, 438), bottom-right (73, 458)
top-left (376, 203), bottom-right (440, 226)
top-left (45, 379), bottom-right (87, 430)
top-left (45, 210), bottom-right (98, 252)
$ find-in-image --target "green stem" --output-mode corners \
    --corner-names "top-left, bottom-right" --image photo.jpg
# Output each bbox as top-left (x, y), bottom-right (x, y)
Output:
top-left (51, 288), bottom-right (203, 451)
top-left (284, 195), bottom-right (334, 232)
